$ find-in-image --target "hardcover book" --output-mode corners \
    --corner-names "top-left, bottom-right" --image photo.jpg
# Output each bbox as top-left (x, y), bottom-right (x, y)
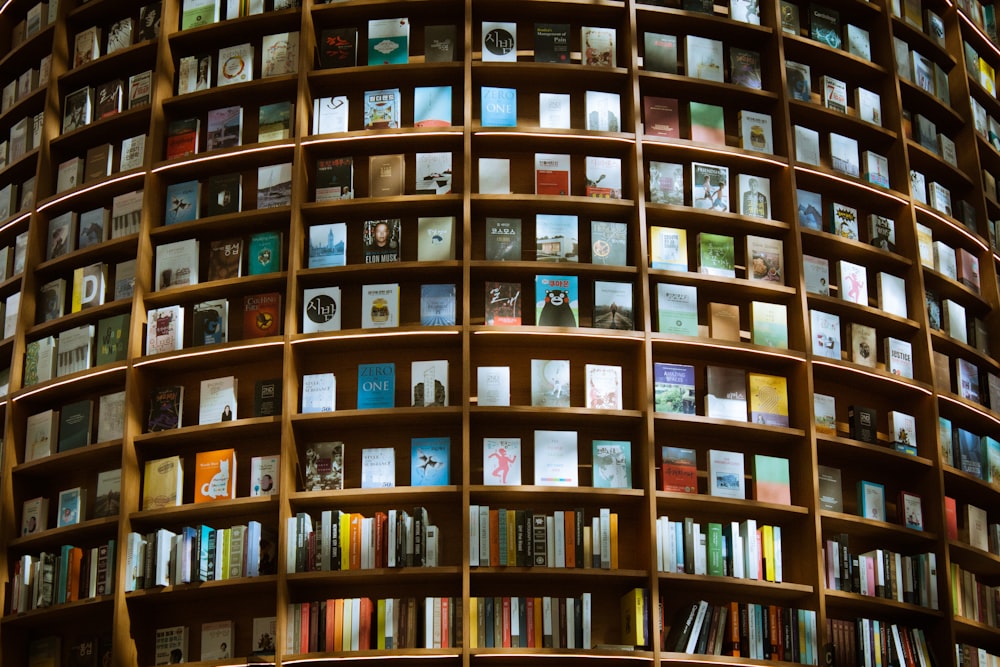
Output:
top-left (884, 337), bottom-right (914, 378)
top-left (484, 438), bottom-right (520, 484)
top-left (361, 447), bottom-right (395, 488)
top-left (581, 26), bottom-right (615, 67)
top-left (485, 282), bottom-right (521, 325)
top-left (709, 302), bottom-right (740, 341)
top-left (199, 376), bottom-right (237, 425)
top-left (644, 32), bottom-right (678, 73)
top-left (821, 75), bottom-right (847, 112)
top-left (815, 394), bottom-right (837, 435)
top-left (661, 446), bottom-right (697, 493)
top-left (535, 23), bottom-right (570, 63)
top-left (302, 287), bottom-right (341, 333)
top-left (535, 275), bottom-right (578, 327)
top-left (810, 4), bottom-right (842, 48)
top-left (485, 218), bottom-right (521, 260)
top-left (308, 223), bottom-right (346, 268)
top-left (739, 175), bottom-right (771, 219)
top-left (593, 440), bottom-right (632, 488)
top-left (364, 88), bottom-right (401, 129)
top-left (707, 449), bottom-right (746, 498)
top-left (593, 281), bottom-right (633, 330)
top-left (414, 86), bottom-right (452, 127)
top-left (481, 87), bottom-right (516, 127)
top-left (318, 27), bottom-right (357, 68)
top-left (243, 292), bottom-right (282, 338)
top-left (411, 437), bottom-right (449, 486)
top-left (750, 301), bottom-right (788, 349)
top-left (688, 102), bottom-right (725, 145)
top-left (847, 323), bottom-right (877, 368)
top-left (94, 468), bottom-right (121, 517)
top-left (357, 363), bottom-right (395, 409)
top-left (411, 359), bottom-right (448, 407)
top-left (313, 96), bottom-right (349, 134)
top-left (648, 162), bottom-right (684, 204)
top-left (248, 231), bottom-right (282, 275)
top-left (838, 260), bottom-right (868, 305)
top-left (584, 364), bottom-right (622, 410)
top-left (143, 455), bottom-right (183, 509)
top-left (259, 101), bottom-right (293, 142)
top-left (146, 306), bottom-right (183, 355)
top-left (304, 442), bottom-right (343, 490)
top-left (657, 283), bottom-right (698, 336)
top-left (535, 153), bottom-right (571, 195)
top-left (206, 106), bottom-right (242, 151)
top-left (730, 48), bottom-right (762, 89)
top-left (217, 43), bottom-right (254, 86)
top-left (696, 232), bottom-right (735, 277)
top-left (369, 155), bottom-right (405, 197)
top-left (534, 430), bottom-right (579, 486)
top-left (738, 110), bottom-right (773, 154)
top-left (539, 92), bottom-right (571, 129)
top-left (585, 91), bottom-right (621, 132)
top-left (425, 25), bottom-right (456, 61)
top-left (301, 372), bottom-right (336, 413)
top-left (205, 173), bottom-right (241, 217)
top-left (536, 214), bottom-right (578, 262)
top-left (810, 310), bottom-right (841, 359)
top-left (482, 21), bottom-right (516, 62)
top-left (261, 31), bottom-right (298, 78)
top-left (643, 97), bottom-right (681, 139)
top-left (591, 221), bottom-right (628, 266)
top-left (705, 366), bottom-right (747, 422)
top-left (420, 284), bottom-right (456, 326)
top-left (477, 367), bottom-right (510, 407)
top-left (194, 448), bottom-right (237, 502)
top-left (360, 283), bottom-right (399, 328)
top-left (531, 359), bottom-right (571, 407)
top-left (691, 162), bottom-right (729, 211)
top-left (155, 238), bottom-right (199, 289)
top-left (685, 35), bottom-right (723, 82)
top-left (654, 363), bottom-right (696, 414)
top-left (786, 61), bottom-right (811, 101)
top-left (368, 17), bottom-right (409, 66)
top-left (585, 156), bottom-right (622, 198)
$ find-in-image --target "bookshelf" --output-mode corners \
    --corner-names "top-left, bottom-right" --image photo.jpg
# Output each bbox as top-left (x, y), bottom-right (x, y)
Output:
top-left (0, 0), bottom-right (998, 665)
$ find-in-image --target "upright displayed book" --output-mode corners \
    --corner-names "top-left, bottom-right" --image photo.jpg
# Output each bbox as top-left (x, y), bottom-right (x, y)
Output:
top-left (535, 275), bottom-right (578, 327)
top-left (368, 17), bottom-right (409, 66)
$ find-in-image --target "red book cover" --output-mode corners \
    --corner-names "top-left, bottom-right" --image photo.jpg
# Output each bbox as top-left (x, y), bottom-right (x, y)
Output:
top-left (325, 598), bottom-right (337, 651)
top-left (243, 292), bottom-right (282, 338)
top-left (300, 602), bottom-right (310, 654)
top-left (643, 96), bottom-right (681, 138)
top-left (536, 168), bottom-right (569, 195)
top-left (525, 597), bottom-right (535, 648)
top-left (489, 509), bottom-right (500, 566)
top-left (67, 547), bottom-right (83, 601)
top-left (166, 118), bottom-right (199, 159)
top-left (359, 598), bottom-right (372, 650)
top-left (660, 446), bottom-right (697, 493)
top-left (557, 597), bottom-right (567, 648)
top-left (945, 496), bottom-right (958, 540)
top-left (502, 596), bottom-right (512, 647)
top-left (564, 511), bottom-right (575, 569)
top-left (441, 597), bottom-right (450, 648)
top-left (374, 511), bottom-right (386, 568)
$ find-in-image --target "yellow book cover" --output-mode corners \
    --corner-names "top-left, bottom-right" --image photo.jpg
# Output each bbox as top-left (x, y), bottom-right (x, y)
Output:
top-left (194, 448), bottom-right (236, 503)
top-left (340, 512), bottom-right (351, 570)
top-left (469, 597), bottom-right (479, 648)
top-left (610, 512), bottom-right (619, 569)
top-left (377, 599), bottom-right (386, 649)
top-left (506, 511), bottom-right (516, 566)
top-left (221, 528), bottom-right (231, 579)
top-left (649, 225), bottom-right (687, 271)
top-left (619, 587), bottom-right (644, 646)
top-left (748, 372), bottom-right (789, 427)
top-left (761, 524), bottom-right (776, 581)
top-left (534, 597), bottom-right (543, 647)
top-left (142, 455), bottom-right (183, 510)
top-left (583, 525), bottom-right (593, 568)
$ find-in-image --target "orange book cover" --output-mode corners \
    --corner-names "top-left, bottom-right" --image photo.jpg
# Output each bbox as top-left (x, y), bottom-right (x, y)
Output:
top-left (359, 598), bottom-right (373, 650)
top-left (489, 509), bottom-right (500, 566)
top-left (325, 598), bottom-right (338, 651)
top-left (333, 598), bottom-right (344, 650)
top-left (533, 597), bottom-right (543, 648)
top-left (564, 510), bottom-right (576, 568)
top-left (441, 597), bottom-right (450, 648)
top-left (374, 511), bottom-right (387, 568)
top-left (349, 514), bottom-right (362, 569)
top-left (243, 291), bottom-right (282, 338)
top-left (194, 448), bottom-right (236, 502)
top-left (67, 546), bottom-right (83, 601)
top-left (728, 601), bottom-right (741, 656)
top-left (610, 512), bottom-right (619, 569)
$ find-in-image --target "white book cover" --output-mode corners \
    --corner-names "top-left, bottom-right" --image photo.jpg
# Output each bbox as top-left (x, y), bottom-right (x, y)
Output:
top-left (889, 411), bottom-right (916, 446)
top-left (218, 43), bottom-right (253, 86)
top-left (811, 310), bottom-right (841, 360)
top-left (411, 359), bottom-right (448, 407)
top-left (97, 390), bottom-right (126, 443)
top-left (482, 21), bottom-right (516, 62)
top-left (313, 96), bottom-right (349, 134)
top-left (794, 125), bottom-right (820, 165)
top-left (877, 273), bottom-right (907, 318)
top-left (250, 455), bottom-right (279, 496)
top-left (484, 437), bottom-right (521, 485)
top-left (477, 366), bottom-right (510, 406)
top-left (155, 239), bottom-right (199, 290)
top-left (933, 241), bottom-right (956, 278)
top-left (534, 430), bottom-right (578, 486)
top-left (738, 174), bottom-right (771, 219)
top-left (261, 32), bottom-right (299, 78)
top-left (685, 35), bottom-right (724, 82)
top-left (479, 157), bottom-right (510, 194)
top-left (707, 449), bottom-right (746, 499)
top-left (361, 447), bottom-right (395, 488)
top-left (26, 409), bottom-right (58, 461)
top-left (803, 255), bottom-right (830, 295)
top-left (360, 283), bottom-right (399, 328)
top-left (885, 337), bottom-right (914, 378)
top-left (584, 364), bottom-right (622, 410)
top-left (201, 620), bottom-right (233, 660)
top-left (838, 260), bottom-right (868, 305)
top-left (56, 324), bottom-right (93, 376)
top-left (738, 110), bottom-right (773, 154)
top-left (539, 93), bottom-right (571, 129)
top-left (584, 91), bottom-right (621, 131)
top-left (301, 372), bottom-right (336, 413)
top-left (199, 376), bottom-right (237, 425)
top-left (829, 132), bottom-right (860, 177)
top-left (302, 286), bottom-right (342, 333)
top-left (531, 359), bottom-right (570, 407)
top-left (854, 87), bottom-right (882, 126)
top-left (146, 305), bottom-right (184, 355)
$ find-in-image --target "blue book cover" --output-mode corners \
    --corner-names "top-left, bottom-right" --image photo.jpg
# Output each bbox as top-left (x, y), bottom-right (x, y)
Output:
top-left (958, 428), bottom-right (983, 478)
top-left (165, 180), bottom-right (200, 225)
top-left (592, 439), bottom-right (632, 488)
top-left (413, 86), bottom-right (452, 127)
top-left (308, 222), bottom-right (346, 268)
top-left (535, 274), bottom-right (578, 327)
top-left (481, 87), bottom-right (517, 127)
top-left (420, 284), bottom-right (456, 326)
top-left (357, 362), bottom-right (395, 409)
top-left (796, 189), bottom-right (823, 230)
top-left (411, 436), bottom-right (450, 486)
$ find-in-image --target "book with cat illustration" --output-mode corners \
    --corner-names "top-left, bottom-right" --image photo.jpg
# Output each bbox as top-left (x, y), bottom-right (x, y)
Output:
top-left (194, 448), bottom-right (237, 503)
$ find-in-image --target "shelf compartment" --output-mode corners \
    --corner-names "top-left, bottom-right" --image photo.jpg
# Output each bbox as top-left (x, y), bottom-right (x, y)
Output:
top-left (166, 8), bottom-right (303, 53)
top-left (0, 593), bottom-right (113, 629)
top-left (470, 406), bottom-right (643, 429)
top-left (13, 439), bottom-right (122, 479)
top-left (0, 84), bottom-right (47, 130)
top-left (26, 299), bottom-right (133, 340)
top-left (34, 231), bottom-right (141, 276)
top-left (637, 71), bottom-right (781, 107)
top-left (471, 648), bottom-right (653, 663)
top-left (787, 100), bottom-right (898, 151)
top-left (290, 487), bottom-right (463, 510)
top-left (949, 539), bottom-right (1000, 577)
top-left (12, 363), bottom-right (127, 406)
top-left (48, 104), bottom-right (153, 158)
top-left (648, 335), bottom-right (805, 367)
top-left (915, 202), bottom-right (992, 254)
top-left (296, 261), bottom-right (464, 287)
top-left (942, 464), bottom-right (1000, 504)
top-left (805, 293), bottom-right (922, 341)
top-left (124, 574), bottom-right (280, 604)
top-left (7, 515), bottom-right (119, 552)
top-left (792, 165), bottom-right (909, 212)
top-left (782, 34), bottom-right (889, 86)
top-left (289, 567), bottom-right (462, 589)
top-left (906, 140), bottom-right (976, 192)
top-left (133, 337), bottom-right (285, 370)
top-left (291, 327), bottom-right (462, 352)
top-left (923, 270), bottom-right (993, 316)
top-left (654, 493), bottom-right (810, 525)
top-left (152, 140), bottom-right (297, 180)
top-left (653, 413), bottom-right (806, 446)
top-left (643, 201), bottom-right (792, 236)
top-left (824, 589), bottom-right (945, 623)
top-left (469, 485), bottom-right (644, 507)
top-left (471, 567), bottom-right (648, 586)
top-left (128, 495), bottom-right (280, 529)
top-left (930, 331), bottom-right (1000, 375)
top-left (817, 436), bottom-right (935, 472)
top-left (891, 16), bottom-right (957, 70)
top-left (810, 358), bottom-right (934, 400)
top-left (952, 615), bottom-right (1000, 647)
top-left (657, 572), bottom-right (813, 602)
top-left (899, 80), bottom-right (966, 134)
top-left (142, 272), bottom-right (289, 312)
top-left (133, 416), bottom-right (282, 449)
top-left (57, 39), bottom-right (159, 95)
top-left (0, 22), bottom-right (54, 75)
top-left (819, 511), bottom-right (939, 549)
top-left (799, 231), bottom-right (914, 281)
top-left (938, 393), bottom-right (1000, 437)
top-left (292, 406), bottom-right (463, 433)
top-left (150, 203), bottom-right (291, 244)
top-left (283, 649), bottom-right (462, 666)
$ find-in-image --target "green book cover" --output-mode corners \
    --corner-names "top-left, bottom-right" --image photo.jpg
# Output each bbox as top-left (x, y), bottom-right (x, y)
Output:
top-left (750, 301), bottom-right (788, 348)
top-left (656, 283), bottom-right (698, 336)
top-left (696, 232), bottom-right (735, 277)
top-left (247, 231), bottom-right (281, 275)
top-left (96, 313), bottom-right (130, 365)
top-left (707, 522), bottom-right (724, 576)
top-left (688, 102), bottom-right (725, 145)
top-left (58, 399), bottom-right (93, 452)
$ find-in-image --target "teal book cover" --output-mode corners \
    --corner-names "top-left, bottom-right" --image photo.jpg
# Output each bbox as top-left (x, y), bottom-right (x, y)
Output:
top-left (357, 362), bottom-right (395, 409)
top-left (411, 437), bottom-right (450, 486)
top-left (535, 274), bottom-right (578, 327)
top-left (592, 439), bottom-right (631, 488)
top-left (368, 18), bottom-right (409, 65)
top-left (414, 85), bottom-right (452, 127)
top-left (481, 87), bottom-right (516, 127)
top-left (247, 231), bottom-right (282, 275)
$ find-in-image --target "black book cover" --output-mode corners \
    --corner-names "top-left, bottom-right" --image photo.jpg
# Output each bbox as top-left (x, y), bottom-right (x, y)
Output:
top-left (58, 399), bottom-right (93, 452)
top-left (848, 405), bottom-right (877, 443)
top-left (534, 23), bottom-right (570, 63)
top-left (424, 25), bottom-right (456, 62)
top-left (205, 172), bottom-right (241, 217)
top-left (318, 27), bottom-right (357, 68)
top-left (254, 378), bottom-right (282, 416)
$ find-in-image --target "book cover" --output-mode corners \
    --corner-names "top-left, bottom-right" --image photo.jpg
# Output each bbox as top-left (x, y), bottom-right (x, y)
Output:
top-left (415, 152), bottom-right (452, 194)
top-left (817, 464), bottom-right (842, 510)
top-left (482, 21), bottom-right (516, 61)
top-left (847, 323), bottom-right (876, 368)
top-left (794, 125), bottom-right (820, 164)
top-left (531, 359), bottom-right (570, 407)
top-left (738, 110), bottom-right (773, 154)
top-left (361, 447), bottom-right (395, 488)
top-left (831, 202), bottom-right (859, 240)
top-left (857, 480), bottom-right (886, 521)
top-left (258, 101), bottom-right (293, 142)
top-left (477, 367), bottom-right (510, 407)
top-left (685, 35), bottom-right (723, 81)
top-left (155, 238), bottom-right (199, 289)
top-left (166, 117), bottom-right (199, 159)
top-left (649, 162), bottom-right (684, 205)
top-left (481, 86), bottom-right (516, 127)
top-left (535, 275), bottom-right (578, 327)
top-left (201, 620), bottom-right (233, 660)
top-left (730, 48), bottom-right (762, 89)
top-left (143, 455), bottom-right (183, 509)
top-left (535, 23), bottom-right (570, 63)
top-left (656, 283), bottom-right (698, 336)
top-left (691, 162), bottom-right (729, 211)
top-left (709, 302), bottom-right (740, 341)
top-left (536, 214), bottom-right (578, 262)
top-left (814, 394), bottom-right (837, 435)
top-left (411, 437), bottom-right (449, 486)
top-left (748, 373), bottom-right (789, 426)
top-left (96, 313), bottom-right (129, 365)
top-left (485, 282), bottom-right (521, 325)
top-left (194, 448), bottom-right (237, 502)
top-left (696, 232), bottom-right (735, 277)
top-left (829, 132), bottom-right (860, 177)
top-left (753, 454), bottom-right (791, 504)
top-left (302, 287), bottom-right (342, 333)
top-left (243, 292), bottom-right (282, 338)
top-left (688, 102), bottom-right (725, 145)
top-left (411, 359), bottom-right (448, 407)
top-left (318, 27), bottom-right (357, 68)
top-left (810, 309), bottom-right (841, 359)
top-left (217, 43), bottom-right (253, 86)
top-left (57, 399), bottom-right (92, 453)
top-left (581, 26), bottom-right (615, 67)
top-left (164, 181), bottom-right (200, 225)
top-left (94, 468), bottom-right (121, 517)
top-left (97, 391), bottom-right (126, 443)
top-left (821, 75), bottom-right (847, 112)
top-left (206, 238), bottom-right (242, 281)
top-left (810, 3), bottom-right (842, 47)
top-left (705, 366), bottom-right (747, 422)
top-left (420, 284), bottom-right (456, 326)
top-left (368, 17), bottom-right (409, 66)
top-left (593, 440), bottom-right (632, 488)
top-left (364, 218), bottom-right (401, 263)
top-left (585, 156), bottom-right (622, 198)
top-left (650, 226), bottom-right (689, 269)
top-left (206, 105), bottom-right (242, 151)
top-left (254, 379), bottom-right (281, 417)
top-left (205, 172), bottom-right (242, 216)
top-left (484, 437), bottom-right (521, 485)
top-left (199, 375), bottom-right (237, 425)
top-left (357, 362), bottom-right (395, 409)
top-left (57, 486), bottom-right (85, 527)
top-left (885, 337), bottom-right (914, 378)
top-left (660, 446), bottom-right (697, 493)
top-left (308, 222), bottom-right (346, 268)
top-left (304, 442), bottom-right (343, 491)
top-left (363, 88), bottom-right (401, 129)
top-left (248, 231), bottom-right (282, 275)
top-left (425, 25), bottom-right (456, 62)
top-left (585, 91), bottom-right (621, 132)
top-left (535, 152), bottom-right (571, 195)
top-left (643, 97), bottom-right (681, 139)
top-left (301, 372), bottom-right (336, 413)
top-left (838, 260), bottom-right (868, 305)
top-left (585, 364), bottom-right (622, 410)
top-left (654, 362), bottom-right (696, 414)
top-left (750, 301), bottom-right (788, 349)
top-left (145, 306), bottom-right (184, 355)
top-left (261, 31), bottom-right (298, 78)
top-left (739, 175), bottom-right (771, 220)
top-left (707, 449), bottom-right (746, 498)
top-left (534, 430), bottom-right (579, 486)
top-left (369, 154), bottom-right (405, 197)
top-left (313, 95), bottom-right (349, 134)
top-left (644, 32), bottom-right (678, 73)
top-left (539, 92), bottom-right (571, 129)
top-left (361, 283), bottom-right (399, 328)
top-left (593, 280), bottom-right (633, 330)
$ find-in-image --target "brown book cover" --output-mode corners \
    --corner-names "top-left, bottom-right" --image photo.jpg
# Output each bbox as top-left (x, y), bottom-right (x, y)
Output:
top-left (368, 154), bottom-right (404, 197)
top-left (708, 302), bottom-right (740, 341)
top-left (643, 96), bottom-right (681, 138)
top-left (243, 292), bottom-right (282, 338)
top-left (84, 143), bottom-right (113, 182)
top-left (207, 238), bottom-right (242, 281)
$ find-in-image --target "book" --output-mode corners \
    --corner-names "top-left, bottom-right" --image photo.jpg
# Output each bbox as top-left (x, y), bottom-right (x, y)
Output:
top-left (96, 313), bottom-right (128, 364)
top-left (485, 282), bottom-right (521, 325)
top-left (738, 110), bottom-right (773, 154)
top-left (201, 621), bottom-right (233, 660)
top-left (593, 281), bottom-right (633, 330)
top-left (685, 35), bottom-right (723, 82)
top-left (688, 102), bottom-right (725, 145)
top-left (831, 202), bottom-right (859, 240)
top-left (484, 438), bottom-right (520, 484)
top-left (794, 125), bottom-right (820, 164)
top-left (155, 239), bottom-right (199, 289)
top-left (303, 442), bottom-right (343, 491)
top-left (539, 92), bottom-right (571, 129)
top-left (817, 465), bottom-right (842, 511)
top-left (593, 440), bottom-right (632, 488)
top-left (478, 157), bottom-right (510, 193)
top-left (877, 273), bottom-right (907, 318)
top-left (361, 447), bottom-right (395, 488)
top-left (660, 445), bottom-right (697, 493)
top-left (535, 214), bottom-right (578, 262)
top-left (645, 32), bottom-right (679, 73)
top-left (56, 324), bottom-right (94, 376)
top-left (21, 497), bottom-right (48, 535)
top-left (301, 372), bottom-right (336, 412)
top-left (838, 260), bottom-right (868, 305)
top-left (857, 480), bottom-right (886, 521)
top-left (814, 394), bottom-right (837, 436)
top-left (308, 222), bottom-right (346, 268)
top-left (585, 91), bottom-right (621, 132)
top-left (243, 292), bottom-right (282, 338)
top-left (111, 190), bottom-right (143, 238)
top-left (753, 455), bottom-right (791, 504)
top-left (425, 25), bottom-right (456, 62)
top-left (248, 231), bottom-right (282, 275)
top-left (739, 175), bottom-right (771, 219)
top-left (657, 283), bottom-right (698, 335)
top-left (367, 17), bottom-right (409, 66)
top-left (696, 232), bottom-right (735, 277)
top-left (415, 152), bottom-right (452, 194)
top-left (199, 376), bottom-right (237, 425)
top-left (26, 409), bottom-right (59, 461)
top-left (73, 26), bottom-right (100, 67)
top-left (481, 86), bottom-right (516, 127)
top-left (411, 437), bottom-right (449, 486)
top-left (361, 283), bottom-right (399, 328)
top-left (535, 23), bottom-right (570, 63)
top-left (829, 132), bottom-right (859, 177)
top-left (810, 310), bottom-right (841, 359)
top-left (855, 87), bottom-right (882, 126)
top-left (648, 162), bottom-right (684, 204)
top-left (643, 97), bottom-right (680, 139)
top-left (414, 86), bottom-right (452, 127)
top-left (581, 26), bottom-right (615, 67)
top-left (143, 455), bottom-right (183, 509)
top-left (810, 3), bottom-right (842, 47)
top-left (477, 367), bottom-right (510, 407)
top-left (258, 101), bottom-right (293, 142)
top-left (691, 162), bottom-right (729, 211)
top-left (313, 95), bottom-right (349, 134)
top-left (821, 75), bottom-right (847, 113)
top-left (194, 448), bottom-right (237, 502)
top-left (411, 359), bottom-right (448, 406)
top-left (730, 48), bottom-right (762, 89)
top-left (364, 218), bottom-right (401, 263)
top-left (654, 363), bottom-right (695, 414)
top-left (369, 154), bottom-right (405, 197)
top-left (708, 302), bottom-right (739, 341)
top-left (531, 359), bottom-right (570, 407)
top-left (535, 274), bottom-right (578, 327)
top-left (261, 31), bottom-right (298, 78)
top-left (357, 363), bottom-right (395, 409)
top-left (482, 21), bottom-right (516, 61)
top-left (154, 626), bottom-right (188, 665)
top-left (205, 106), bottom-right (242, 151)
top-left (585, 364), bottom-right (622, 410)
top-left (420, 284), bottom-right (456, 326)
top-left (318, 27), bottom-right (357, 68)
top-left (534, 430), bottom-right (578, 486)
top-left (217, 43), bottom-right (253, 86)
top-left (707, 449), bottom-right (745, 498)
top-left (585, 156), bottom-right (622, 198)
top-left (847, 323), bottom-right (877, 368)
top-left (750, 301), bottom-right (788, 349)
top-left (884, 337), bottom-right (914, 378)
top-left (748, 373), bottom-right (789, 426)
top-left (302, 287), bottom-right (341, 333)
top-left (363, 88), bottom-right (401, 129)
top-left (535, 153), bottom-right (570, 195)
top-left (705, 366), bottom-right (747, 422)
top-left (94, 468), bottom-right (121, 518)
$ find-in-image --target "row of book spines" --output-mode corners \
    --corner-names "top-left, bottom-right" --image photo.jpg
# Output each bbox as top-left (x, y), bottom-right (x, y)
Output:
top-left (8, 539), bottom-right (115, 614)
top-left (957, 642), bottom-right (1000, 666)
top-left (287, 508), bottom-right (434, 573)
top-left (469, 506), bottom-right (618, 569)
top-left (655, 517), bottom-right (781, 583)
top-left (828, 617), bottom-right (934, 667)
top-left (286, 597), bottom-right (459, 654)
top-left (122, 520), bottom-right (269, 592)
top-left (666, 600), bottom-right (818, 664)
top-left (950, 562), bottom-right (1000, 626)
top-left (822, 537), bottom-right (939, 609)
top-left (468, 594), bottom-right (592, 649)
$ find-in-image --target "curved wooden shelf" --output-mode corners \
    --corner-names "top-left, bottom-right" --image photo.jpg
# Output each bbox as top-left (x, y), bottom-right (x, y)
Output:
top-left (141, 272), bottom-right (288, 311)
top-left (654, 493), bottom-right (811, 524)
top-left (782, 33), bottom-right (889, 87)
top-left (34, 232), bottom-right (140, 276)
top-left (635, 3), bottom-right (775, 44)
top-left (124, 574), bottom-right (280, 603)
top-left (288, 566), bottom-right (463, 588)
top-left (942, 464), bottom-right (1000, 503)
top-left (899, 79), bottom-right (966, 134)
top-left (290, 325), bottom-right (463, 351)
top-left (0, 593), bottom-right (113, 629)
top-left (467, 324), bottom-right (645, 348)
top-left (930, 331), bottom-right (1000, 375)
top-left (649, 334), bottom-right (807, 368)
top-left (166, 6), bottom-right (302, 51)
top-left (657, 572), bottom-right (813, 601)
top-left (891, 15), bottom-right (957, 71)
top-left (300, 193), bottom-right (465, 219)
top-left (805, 293), bottom-right (922, 341)
top-left (817, 435), bottom-right (935, 472)
top-left (0, 21), bottom-right (54, 75)
top-left (283, 648), bottom-right (462, 665)
top-left (652, 413), bottom-right (807, 446)
top-left (470, 567), bottom-right (649, 587)
top-left (133, 336), bottom-right (286, 370)
top-left (906, 140), bottom-right (976, 192)
top-left (292, 406), bottom-right (464, 432)
top-left (133, 416), bottom-right (282, 447)
top-left (13, 439), bottom-right (123, 478)
top-left (150, 207), bottom-right (291, 243)
top-left (56, 39), bottom-right (159, 93)
top-left (792, 164), bottom-right (910, 210)
top-left (128, 495), bottom-right (280, 528)
top-left (922, 269), bottom-right (993, 315)
top-left (949, 539), bottom-right (1000, 577)
top-left (799, 228), bottom-right (914, 275)
top-left (914, 203), bottom-right (992, 253)
top-left (469, 405), bottom-right (644, 428)
top-left (469, 194), bottom-right (636, 219)
top-left (469, 485), bottom-right (645, 507)
top-left (7, 516), bottom-right (119, 552)
top-left (12, 363), bottom-right (127, 405)
top-left (788, 100), bottom-right (899, 151)
top-left (819, 511), bottom-right (939, 548)
top-left (290, 486), bottom-right (463, 509)
top-left (26, 299), bottom-right (132, 340)
top-left (637, 71), bottom-right (781, 107)
top-left (34, 171), bottom-right (146, 217)
top-left (0, 84), bottom-right (47, 130)
top-left (810, 357), bottom-right (934, 399)
top-left (642, 202), bottom-right (792, 235)
top-left (824, 589), bottom-right (945, 623)
top-left (151, 140), bottom-right (297, 180)
top-left (952, 616), bottom-right (1000, 649)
